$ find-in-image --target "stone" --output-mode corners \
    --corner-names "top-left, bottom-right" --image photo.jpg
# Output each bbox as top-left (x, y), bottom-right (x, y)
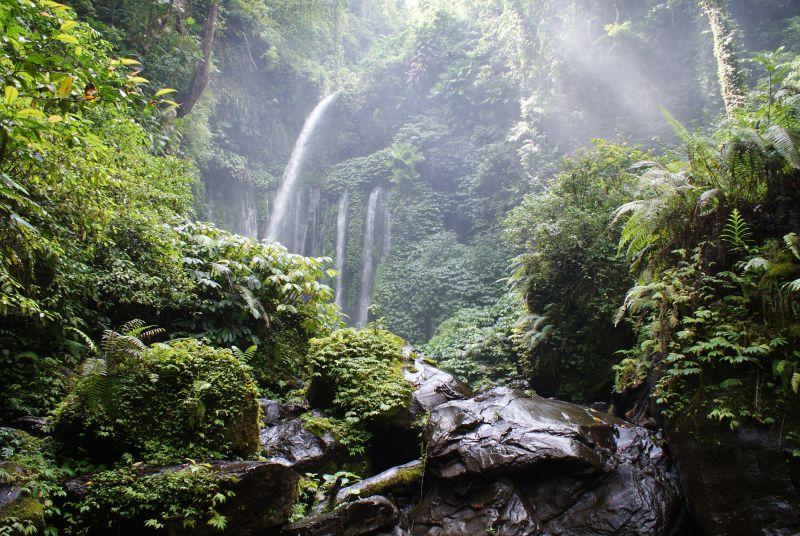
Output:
top-left (411, 479), bottom-right (538, 536)
top-left (260, 411), bottom-right (339, 470)
top-left (425, 387), bottom-right (616, 479)
top-left (282, 495), bottom-right (400, 536)
top-left (0, 484), bottom-right (45, 533)
top-left (414, 387), bottom-right (683, 535)
top-left (259, 398), bottom-right (308, 426)
top-left (333, 459), bottom-right (423, 506)
top-left (402, 355), bottom-right (473, 425)
top-left (669, 419), bottom-right (800, 535)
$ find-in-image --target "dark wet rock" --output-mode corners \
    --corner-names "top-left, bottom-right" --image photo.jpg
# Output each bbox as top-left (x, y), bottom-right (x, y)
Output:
top-left (425, 387), bottom-right (615, 479)
top-left (333, 460), bottom-right (423, 506)
top-left (414, 387), bottom-right (683, 535)
top-left (65, 461), bottom-right (298, 535)
top-left (260, 411), bottom-right (339, 470)
top-left (669, 419), bottom-right (800, 536)
top-left (259, 398), bottom-right (308, 426)
top-left (9, 416), bottom-right (49, 436)
top-left (412, 479), bottom-right (538, 536)
top-left (369, 354), bottom-right (472, 472)
top-left (402, 356), bottom-right (472, 425)
top-left (282, 495), bottom-right (400, 536)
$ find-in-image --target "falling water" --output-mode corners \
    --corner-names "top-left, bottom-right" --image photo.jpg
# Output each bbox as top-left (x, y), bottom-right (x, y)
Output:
top-left (334, 190), bottom-right (349, 311)
top-left (242, 191), bottom-right (258, 239)
top-left (267, 92), bottom-right (338, 248)
top-left (356, 187), bottom-right (385, 327)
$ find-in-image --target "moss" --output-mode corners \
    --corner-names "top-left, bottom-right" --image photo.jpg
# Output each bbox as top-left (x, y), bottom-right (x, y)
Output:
top-left (0, 495), bottom-right (45, 534)
top-left (307, 328), bottom-right (412, 424)
top-left (348, 463), bottom-right (423, 500)
top-left (53, 338), bottom-right (260, 463)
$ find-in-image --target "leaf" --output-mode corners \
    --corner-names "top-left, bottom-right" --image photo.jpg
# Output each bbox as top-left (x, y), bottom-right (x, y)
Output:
top-left (47, 114), bottom-right (62, 123)
top-left (60, 20), bottom-right (78, 31)
top-left (55, 33), bottom-right (79, 45)
top-left (128, 76), bottom-right (150, 84)
top-left (4, 86), bottom-right (18, 104)
top-left (119, 58), bottom-right (141, 66)
top-left (57, 76), bottom-right (73, 98)
top-left (154, 88), bottom-right (177, 97)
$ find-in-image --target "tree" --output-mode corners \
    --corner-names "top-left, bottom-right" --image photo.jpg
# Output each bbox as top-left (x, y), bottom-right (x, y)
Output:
top-left (698, 0), bottom-right (746, 115)
top-left (179, 0), bottom-right (219, 117)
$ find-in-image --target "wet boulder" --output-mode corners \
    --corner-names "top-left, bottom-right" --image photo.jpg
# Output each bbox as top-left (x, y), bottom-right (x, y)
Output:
top-left (260, 411), bottom-right (340, 471)
top-left (412, 479), bottom-right (538, 536)
top-left (669, 419), bottom-right (800, 535)
top-left (401, 355), bottom-right (473, 425)
top-left (282, 495), bottom-right (400, 536)
top-left (0, 480), bottom-right (44, 534)
top-left (259, 398), bottom-right (307, 426)
top-left (332, 459), bottom-right (423, 508)
top-left (425, 387), bottom-right (614, 479)
top-left (416, 387), bottom-right (683, 535)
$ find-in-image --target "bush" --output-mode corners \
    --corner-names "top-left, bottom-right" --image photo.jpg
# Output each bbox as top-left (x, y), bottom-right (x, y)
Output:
top-left (61, 464), bottom-right (229, 534)
top-left (307, 328), bottom-right (411, 426)
top-left (54, 339), bottom-right (260, 463)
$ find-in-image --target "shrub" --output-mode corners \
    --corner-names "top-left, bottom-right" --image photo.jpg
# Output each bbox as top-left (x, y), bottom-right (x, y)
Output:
top-left (53, 339), bottom-right (260, 463)
top-left (308, 328), bottom-right (412, 426)
top-left (61, 464), bottom-right (229, 533)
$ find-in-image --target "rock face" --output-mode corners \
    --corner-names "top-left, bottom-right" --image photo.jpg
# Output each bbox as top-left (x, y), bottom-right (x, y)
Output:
top-left (259, 398), bottom-right (307, 426)
top-left (401, 356), bottom-right (473, 425)
top-left (0, 482), bottom-right (44, 533)
top-left (260, 410), bottom-right (339, 470)
top-left (293, 388), bottom-right (683, 536)
top-left (413, 388), bottom-right (683, 535)
top-left (669, 419), bottom-right (800, 535)
top-left (282, 495), bottom-right (400, 536)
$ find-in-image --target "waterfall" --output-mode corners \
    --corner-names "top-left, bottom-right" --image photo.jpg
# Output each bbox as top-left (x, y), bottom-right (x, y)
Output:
top-left (334, 190), bottom-right (349, 311)
top-left (242, 191), bottom-right (258, 239)
top-left (267, 92), bottom-right (338, 249)
top-left (356, 187), bottom-right (387, 327)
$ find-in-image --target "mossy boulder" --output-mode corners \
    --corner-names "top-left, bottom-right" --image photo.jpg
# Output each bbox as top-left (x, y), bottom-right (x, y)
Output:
top-left (62, 461), bottom-right (299, 535)
top-left (307, 328), bottom-right (412, 425)
top-left (54, 339), bottom-right (260, 463)
top-left (0, 487), bottom-right (45, 535)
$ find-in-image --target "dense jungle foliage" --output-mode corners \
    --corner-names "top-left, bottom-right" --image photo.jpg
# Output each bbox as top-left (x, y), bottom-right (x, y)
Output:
top-left (1, 0), bottom-right (800, 533)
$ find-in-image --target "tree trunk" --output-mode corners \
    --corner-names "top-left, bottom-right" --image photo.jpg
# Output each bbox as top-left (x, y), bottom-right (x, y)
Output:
top-left (178, 0), bottom-right (218, 117)
top-left (698, 0), bottom-right (746, 116)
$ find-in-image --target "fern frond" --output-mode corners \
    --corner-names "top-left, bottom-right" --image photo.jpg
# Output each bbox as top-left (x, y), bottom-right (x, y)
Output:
top-left (765, 125), bottom-right (800, 169)
top-left (784, 233), bottom-right (800, 260)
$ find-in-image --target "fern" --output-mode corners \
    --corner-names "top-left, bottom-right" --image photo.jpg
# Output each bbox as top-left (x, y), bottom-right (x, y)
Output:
top-left (721, 209), bottom-right (753, 253)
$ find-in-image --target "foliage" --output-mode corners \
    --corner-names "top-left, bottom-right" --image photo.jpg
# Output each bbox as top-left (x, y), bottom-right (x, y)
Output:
top-left (422, 294), bottom-right (522, 389)
top-left (307, 327), bottom-right (411, 454)
top-left (54, 338), bottom-right (260, 464)
top-left (61, 462), bottom-right (231, 534)
top-left (0, 429), bottom-right (66, 536)
top-left (504, 141), bottom-right (647, 401)
top-left (615, 59), bottom-right (800, 432)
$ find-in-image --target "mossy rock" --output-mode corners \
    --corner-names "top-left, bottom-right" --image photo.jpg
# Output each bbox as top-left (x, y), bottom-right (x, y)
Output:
top-left (307, 328), bottom-right (412, 424)
top-left (53, 339), bottom-right (260, 463)
top-left (0, 490), bottom-right (45, 534)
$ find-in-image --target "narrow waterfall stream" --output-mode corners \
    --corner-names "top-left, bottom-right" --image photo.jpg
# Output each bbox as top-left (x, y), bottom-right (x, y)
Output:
top-left (267, 92), bottom-right (338, 250)
top-left (334, 190), bottom-right (349, 311)
top-left (356, 187), bottom-right (388, 327)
